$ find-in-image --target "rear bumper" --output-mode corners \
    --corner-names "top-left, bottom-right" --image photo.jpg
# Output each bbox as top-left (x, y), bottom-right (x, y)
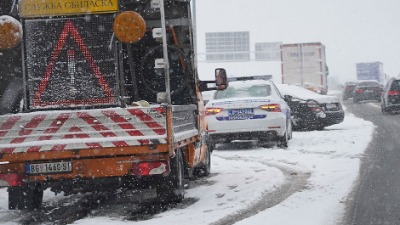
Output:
top-left (354, 93), bottom-right (381, 101)
top-left (0, 150), bottom-right (170, 187)
top-left (387, 95), bottom-right (400, 106)
top-left (207, 113), bottom-right (287, 137)
top-left (384, 103), bottom-right (400, 111)
top-left (208, 131), bottom-right (278, 143)
top-left (320, 111), bottom-right (345, 127)
top-left (292, 110), bottom-right (344, 130)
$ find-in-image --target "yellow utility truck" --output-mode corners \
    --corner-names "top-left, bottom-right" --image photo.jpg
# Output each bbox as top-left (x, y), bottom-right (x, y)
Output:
top-left (0, 0), bottom-right (227, 209)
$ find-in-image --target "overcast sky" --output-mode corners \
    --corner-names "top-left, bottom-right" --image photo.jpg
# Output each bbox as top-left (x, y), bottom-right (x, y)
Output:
top-left (195, 0), bottom-right (400, 84)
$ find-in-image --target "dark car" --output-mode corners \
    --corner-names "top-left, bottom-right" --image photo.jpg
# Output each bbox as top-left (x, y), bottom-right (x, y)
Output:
top-left (342, 81), bottom-right (357, 100)
top-left (277, 84), bottom-right (345, 130)
top-left (381, 78), bottom-right (400, 114)
top-left (353, 80), bottom-right (383, 103)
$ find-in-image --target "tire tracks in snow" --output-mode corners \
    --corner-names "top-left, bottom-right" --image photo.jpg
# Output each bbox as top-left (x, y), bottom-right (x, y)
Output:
top-left (211, 155), bottom-right (310, 225)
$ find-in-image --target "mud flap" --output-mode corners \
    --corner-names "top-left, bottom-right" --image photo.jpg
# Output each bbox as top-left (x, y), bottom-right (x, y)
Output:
top-left (156, 149), bottom-right (185, 203)
top-left (193, 146), bottom-right (211, 177)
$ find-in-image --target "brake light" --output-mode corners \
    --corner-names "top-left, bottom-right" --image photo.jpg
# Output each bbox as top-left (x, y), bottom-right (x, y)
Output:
top-left (0, 174), bottom-right (24, 187)
top-left (259, 104), bottom-right (281, 112)
top-left (131, 161), bottom-right (169, 176)
top-left (355, 89), bottom-right (364, 93)
top-left (206, 108), bottom-right (223, 116)
top-left (389, 90), bottom-right (400, 96)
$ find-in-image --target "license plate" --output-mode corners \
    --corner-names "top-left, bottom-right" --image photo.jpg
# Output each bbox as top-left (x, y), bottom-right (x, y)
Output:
top-left (228, 108), bottom-right (254, 115)
top-left (26, 161), bottom-right (72, 174)
top-left (365, 90), bottom-right (373, 93)
top-left (325, 103), bottom-right (337, 109)
top-left (228, 108), bottom-right (254, 120)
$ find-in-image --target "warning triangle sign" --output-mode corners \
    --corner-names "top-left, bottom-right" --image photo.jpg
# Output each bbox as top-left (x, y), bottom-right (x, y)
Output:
top-left (32, 20), bottom-right (117, 108)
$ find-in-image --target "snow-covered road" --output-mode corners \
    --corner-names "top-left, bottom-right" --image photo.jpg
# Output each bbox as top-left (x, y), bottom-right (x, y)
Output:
top-left (0, 111), bottom-right (374, 225)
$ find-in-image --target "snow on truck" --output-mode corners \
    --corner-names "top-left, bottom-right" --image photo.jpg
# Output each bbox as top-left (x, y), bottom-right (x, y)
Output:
top-left (281, 42), bottom-right (329, 94)
top-left (0, 0), bottom-right (228, 210)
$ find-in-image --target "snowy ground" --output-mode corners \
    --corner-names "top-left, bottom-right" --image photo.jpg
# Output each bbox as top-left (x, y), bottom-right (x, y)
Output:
top-left (0, 109), bottom-right (374, 225)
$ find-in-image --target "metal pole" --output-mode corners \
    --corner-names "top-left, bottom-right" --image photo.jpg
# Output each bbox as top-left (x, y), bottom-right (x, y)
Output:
top-left (159, 0), bottom-right (171, 105)
top-left (300, 44), bottom-right (304, 87)
top-left (192, 0), bottom-right (198, 66)
top-left (159, 0), bottom-right (174, 152)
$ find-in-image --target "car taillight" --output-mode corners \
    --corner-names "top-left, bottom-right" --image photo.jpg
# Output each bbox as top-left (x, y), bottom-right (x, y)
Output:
top-left (259, 104), bottom-right (281, 112)
top-left (388, 90), bottom-right (400, 96)
top-left (355, 89), bottom-right (364, 93)
top-left (0, 174), bottom-right (24, 187)
top-left (131, 161), bottom-right (169, 176)
top-left (206, 108), bottom-right (223, 115)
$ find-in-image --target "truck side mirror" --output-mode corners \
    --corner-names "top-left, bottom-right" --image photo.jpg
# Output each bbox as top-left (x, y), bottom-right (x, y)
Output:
top-left (198, 68), bottom-right (229, 92)
top-left (215, 68), bottom-right (228, 90)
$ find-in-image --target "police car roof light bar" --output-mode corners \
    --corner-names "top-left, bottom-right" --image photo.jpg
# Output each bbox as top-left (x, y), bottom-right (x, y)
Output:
top-left (228, 75), bottom-right (273, 81)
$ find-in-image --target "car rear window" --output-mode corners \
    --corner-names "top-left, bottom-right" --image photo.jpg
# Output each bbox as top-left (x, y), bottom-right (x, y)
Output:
top-left (390, 80), bottom-right (400, 91)
top-left (214, 84), bottom-right (271, 99)
top-left (346, 85), bottom-right (356, 90)
top-left (357, 81), bottom-right (379, 87)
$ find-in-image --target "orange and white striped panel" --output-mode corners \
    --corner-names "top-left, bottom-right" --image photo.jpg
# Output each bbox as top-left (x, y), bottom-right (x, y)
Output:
top-left (0, 106), bottom-right (168, 153)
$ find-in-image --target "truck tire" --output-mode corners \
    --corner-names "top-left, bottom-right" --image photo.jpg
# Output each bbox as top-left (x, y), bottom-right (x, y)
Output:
top-left (193, 146), bottom-right (211, 177)
top-left (156, 149), bottom-right (185, 203)
top-left (8, 184), bottom-right (43, 210)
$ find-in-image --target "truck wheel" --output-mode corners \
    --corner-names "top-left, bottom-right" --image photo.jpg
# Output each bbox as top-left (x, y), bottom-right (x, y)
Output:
top-left (193, 146), bottom-right (211, 177)
top-left (156, 149), bottom-right (185, 203)
top-left (8, 184), bottom-right (43, 210)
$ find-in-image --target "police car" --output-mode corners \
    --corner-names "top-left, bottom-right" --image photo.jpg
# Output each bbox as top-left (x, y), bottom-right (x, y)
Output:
top-left (205, 76), bottom-right (292, 149)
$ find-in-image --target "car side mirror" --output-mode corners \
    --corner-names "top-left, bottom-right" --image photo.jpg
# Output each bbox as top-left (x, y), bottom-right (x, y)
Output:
top-left (284, 95), bottom-right (292, 102)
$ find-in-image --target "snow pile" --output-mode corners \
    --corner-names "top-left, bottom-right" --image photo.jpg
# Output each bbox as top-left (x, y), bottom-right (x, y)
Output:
top-left (277, 84), bottom-right (340, 104)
